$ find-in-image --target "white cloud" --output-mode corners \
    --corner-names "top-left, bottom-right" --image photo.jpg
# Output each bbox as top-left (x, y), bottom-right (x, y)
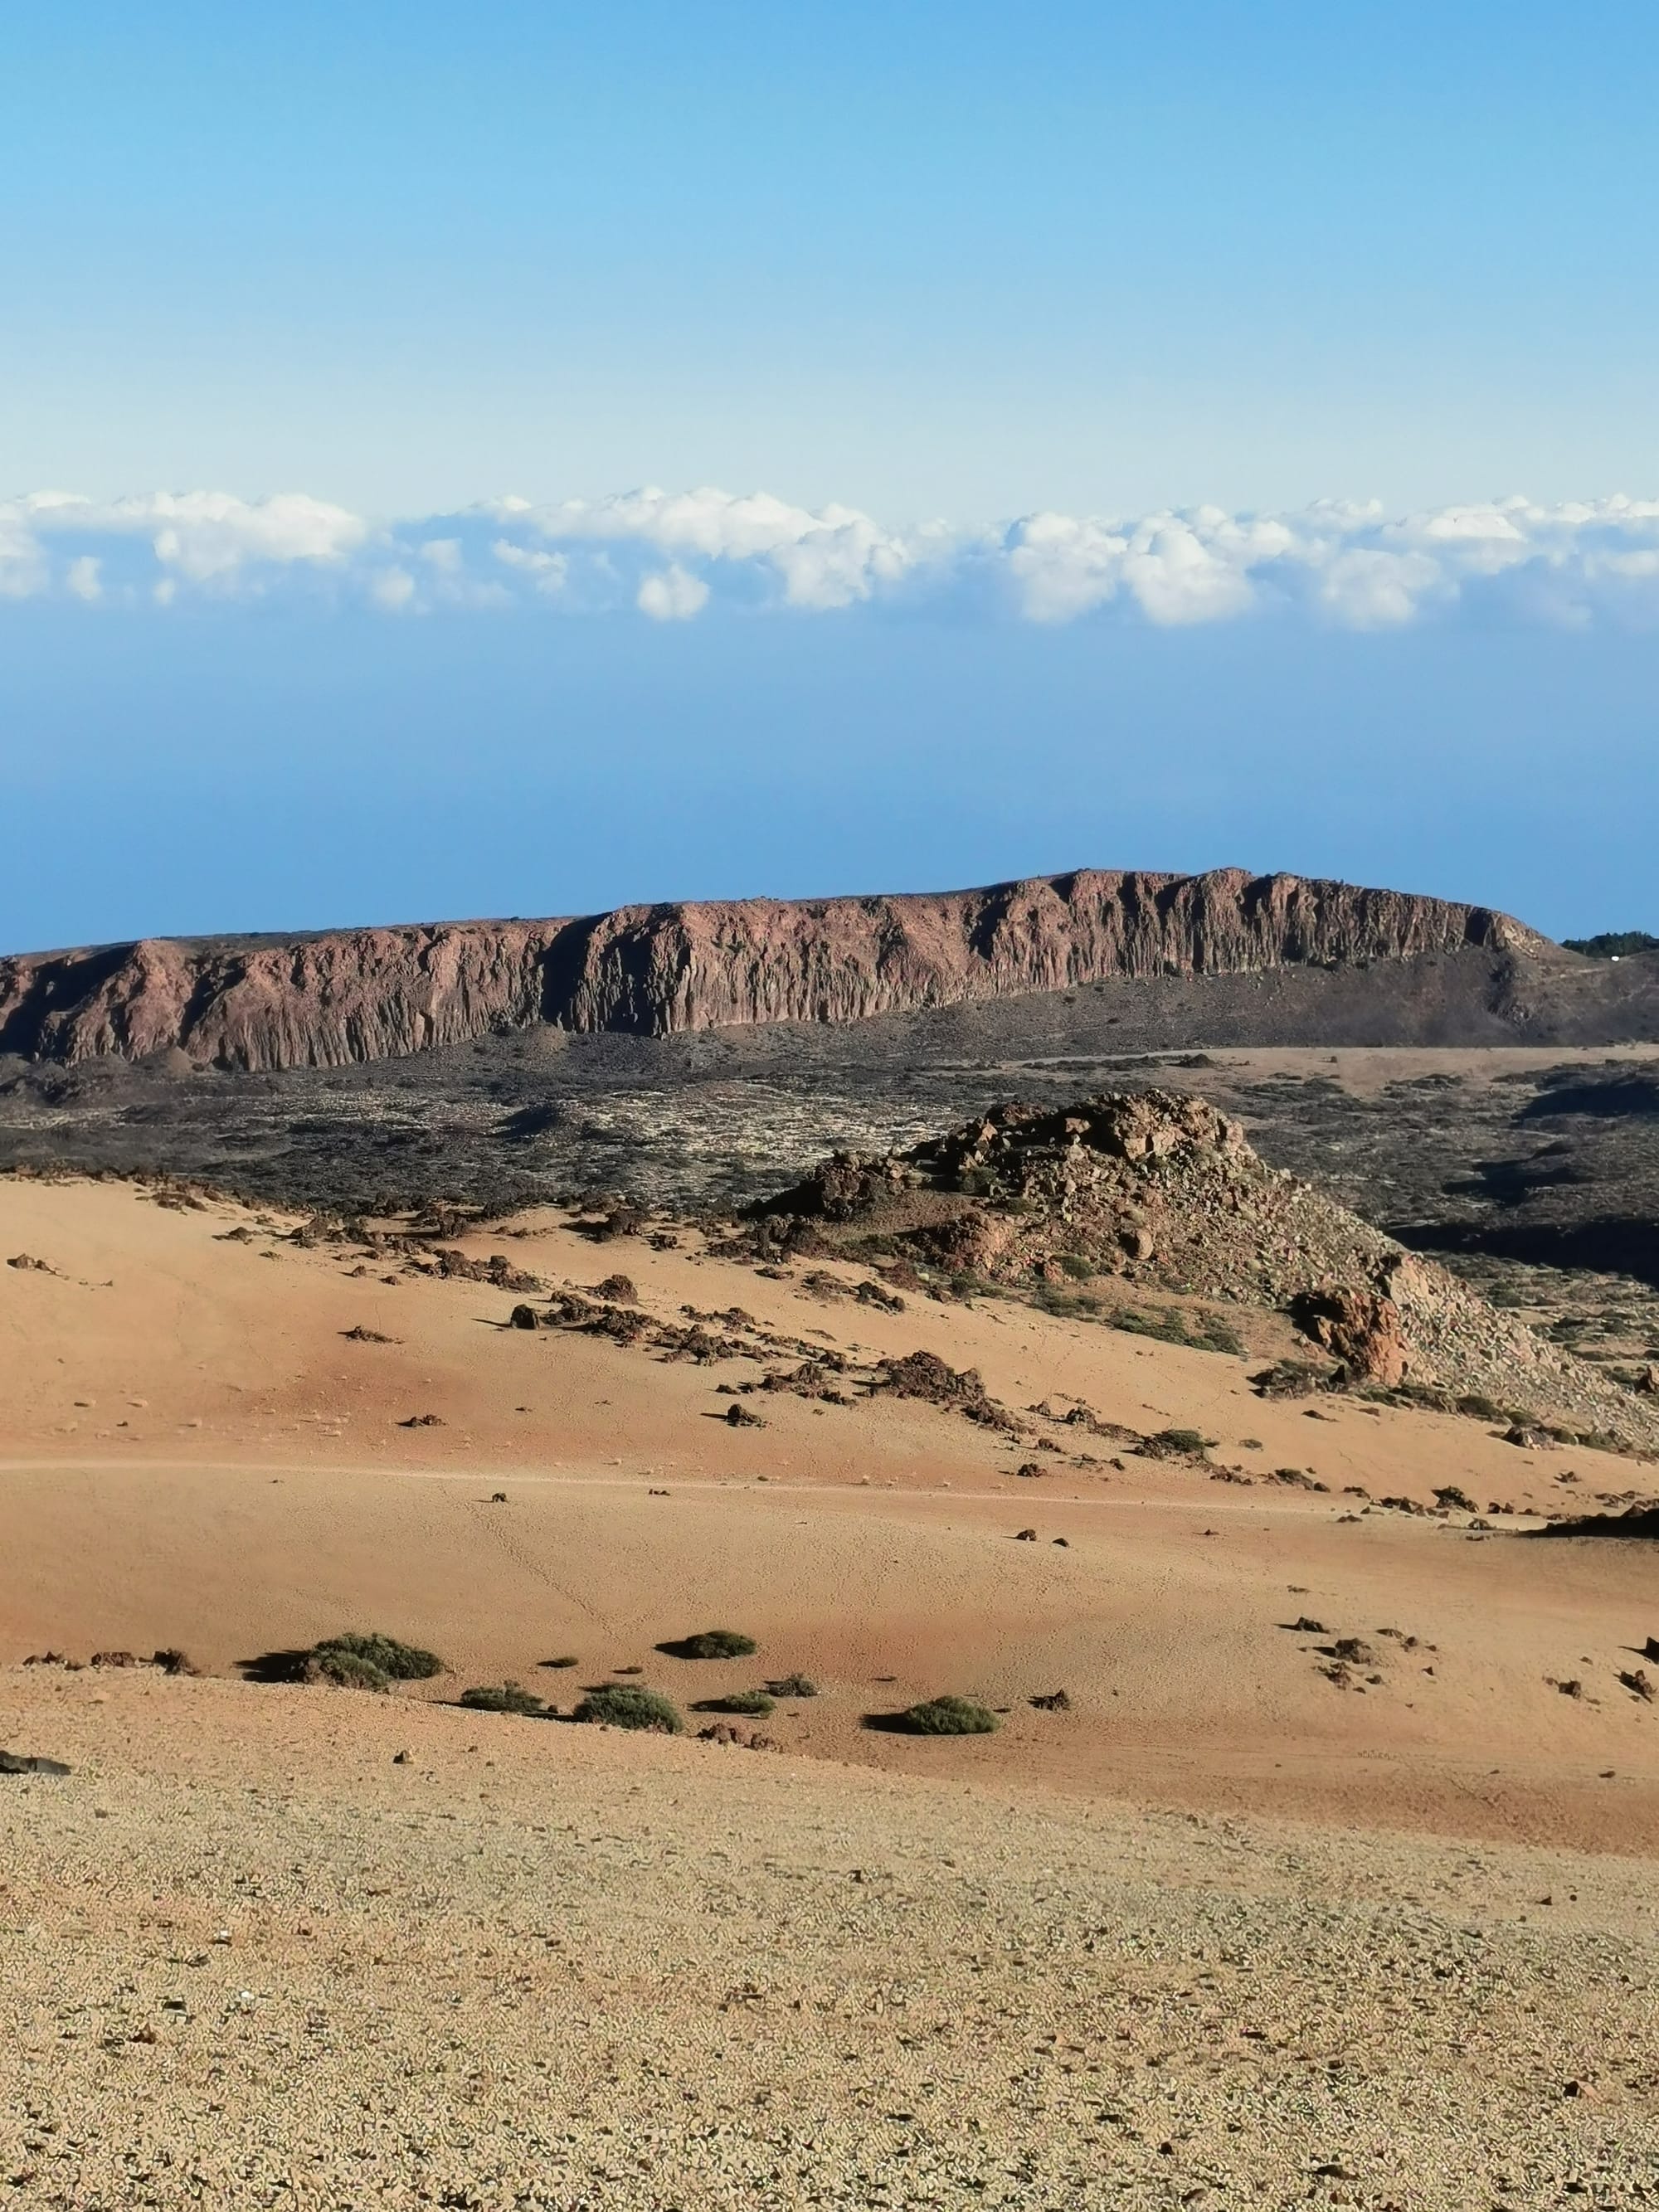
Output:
top-left (369, 566), bottom-right (416, 610)
top-left (15, 490), bottom-right (367, 584)
top-left (5, 484), bottom-right (1659, 629)
top-left (492, 539), bottom-right (568, 597)
top-left (65, 555), bottom-right (102, 602)
top-left (636, 564), bottom-right (709, 621)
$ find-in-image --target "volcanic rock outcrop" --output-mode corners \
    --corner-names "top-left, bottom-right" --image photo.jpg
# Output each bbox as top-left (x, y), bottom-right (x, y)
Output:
top-left (0, 868), bottom-right (1536, 1072)
top-left (747, 1090), bottom-right (1659, 1451)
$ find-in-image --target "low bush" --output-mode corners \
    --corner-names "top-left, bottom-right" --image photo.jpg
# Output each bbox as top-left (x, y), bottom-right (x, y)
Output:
top-left (541, 1654), bottom-right (580, 1670)
top-left (766, 1673), bottom-right (818, 1699)
top-left (305, 1648), bottom-right (394, 1691)
top-left (572, 1684), bottom-right (684, 1733)
top-left (1135, 1427), bottom-right (1214, 1461)
top-left (458, 1681), bottom-right (547, 1715)
top-left (693, 1689), bottom-right (776, 1717)
top-left (898, 1694), bottom-right (1000, 1736)
top-left (1456, 1393), bottom-right (1505, 1420)
top-left (311, 1631), bottom-right (443, 1681)
top-left (674, 1629), bottom-right (758, 1660)
top-left (1114, 1305), bottom-right (1244, 1357)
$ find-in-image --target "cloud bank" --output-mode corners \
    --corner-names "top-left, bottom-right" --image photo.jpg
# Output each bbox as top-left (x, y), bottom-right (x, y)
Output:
top-left (5, 484), bottom-right (1659, 629)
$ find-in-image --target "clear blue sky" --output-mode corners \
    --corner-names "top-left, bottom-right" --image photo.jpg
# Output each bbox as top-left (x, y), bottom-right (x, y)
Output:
top-left (2, 2), bottom-right (1656, 949)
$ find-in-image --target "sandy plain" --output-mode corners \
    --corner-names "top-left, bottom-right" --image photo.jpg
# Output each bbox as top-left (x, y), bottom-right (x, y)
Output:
top-left (2, 1174), bottom-right (1657, 2207)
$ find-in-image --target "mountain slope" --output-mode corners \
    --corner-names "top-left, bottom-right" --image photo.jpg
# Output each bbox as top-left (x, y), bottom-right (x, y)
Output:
top-left (0, 867), bottom-right (1538, 1071)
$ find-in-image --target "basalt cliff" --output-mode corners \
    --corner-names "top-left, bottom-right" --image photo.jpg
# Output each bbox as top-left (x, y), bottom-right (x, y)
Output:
top-left (0, 868), bottom-right (1547, 1073)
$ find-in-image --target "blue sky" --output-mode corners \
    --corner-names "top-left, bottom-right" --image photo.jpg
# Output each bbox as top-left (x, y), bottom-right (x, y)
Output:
top-left (2, 2), bottom-right (1657, 950)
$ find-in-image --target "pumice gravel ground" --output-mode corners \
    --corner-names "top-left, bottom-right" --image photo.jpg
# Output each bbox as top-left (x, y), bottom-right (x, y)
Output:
top-left (2, 1675), bottom-right (1656, 2212)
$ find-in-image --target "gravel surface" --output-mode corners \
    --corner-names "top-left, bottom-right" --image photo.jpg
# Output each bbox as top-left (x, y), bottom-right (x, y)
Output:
top-left (2, 1676), bottom-right (1656, 2210)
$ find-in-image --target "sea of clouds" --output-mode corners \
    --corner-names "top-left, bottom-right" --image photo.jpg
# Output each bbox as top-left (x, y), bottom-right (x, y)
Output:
top-left (5, 485), bottom-right (1659, 628)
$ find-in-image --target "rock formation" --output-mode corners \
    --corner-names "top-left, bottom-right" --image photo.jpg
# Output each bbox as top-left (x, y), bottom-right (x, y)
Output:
top-left (745, 1089), bottom-right (1659, 1451)
top-left (0, 868), bottom-right (1537, 1072)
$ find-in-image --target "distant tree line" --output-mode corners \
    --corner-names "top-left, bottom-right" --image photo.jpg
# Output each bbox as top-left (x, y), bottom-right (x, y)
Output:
top-left (1562, 930), bottom-right (1659, 957)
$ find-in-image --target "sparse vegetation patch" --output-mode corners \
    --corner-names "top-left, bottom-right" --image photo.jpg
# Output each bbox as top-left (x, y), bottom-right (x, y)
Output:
top-left (572, 1685), bottom-right (685, 1733)
top-left (458, 1682), bottom-right (547, 1715)
top-left (895, 1695), bottom-right (1001, 1736)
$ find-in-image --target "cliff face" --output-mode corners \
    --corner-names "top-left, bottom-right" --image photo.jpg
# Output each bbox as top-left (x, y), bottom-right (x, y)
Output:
top-left (0, 868), bottom-right (1538, 1072)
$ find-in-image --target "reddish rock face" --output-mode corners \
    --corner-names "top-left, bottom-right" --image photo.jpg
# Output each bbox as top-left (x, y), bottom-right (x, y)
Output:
top-left (1291, 1287), bottom-right (1412, 1388)
top-left (0, 866), bottom-right (1533, 1072)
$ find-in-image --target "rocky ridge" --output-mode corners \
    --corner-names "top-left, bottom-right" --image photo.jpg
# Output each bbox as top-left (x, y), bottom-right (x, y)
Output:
top-left (747, 1090), bottom-right (1659, 1451)
top-left (0, 868), bottom-right (1537, 1072)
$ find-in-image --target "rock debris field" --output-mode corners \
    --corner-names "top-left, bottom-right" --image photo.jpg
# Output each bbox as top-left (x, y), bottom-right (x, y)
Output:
top-left (3, 1676), bottom-right (1657, 2212)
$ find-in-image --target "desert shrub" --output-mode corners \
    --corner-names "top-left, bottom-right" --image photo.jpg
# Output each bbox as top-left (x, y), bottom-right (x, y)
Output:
top-left (304, 1649), bottom-right (392, 1691)
top-left (766, 1673), bottom-right (818, 1699)
top-left (1112, 1305), bottom-right (1192, 1348)
top-left (693, 1689), bottom-right (776, 1717)
top-left (898, 1694), bottom-right (1000, 1736)
top-left (1112, 1305), bottom-right (1245, 1357)
top-left (675, 1629), bottom-right (758, 1660)
top-left (1058, 1254), bottom-right (1095, 1281)
top-left (310, 1631), bottom-right (444, 1681)
top-left (1192, 1312), bottom-right (1244, 1357)
top-left (573, 1685), bottom-right (684, 1733)
top-left (458, 1681), bottom-right (547, 1715)
top-left (1456, 1393), bottom-right (1504, 1421)
top-left (542, 1654), bottom-right (580, 1670)
top-left (1136, 1427), bottom-right (1214, 1461)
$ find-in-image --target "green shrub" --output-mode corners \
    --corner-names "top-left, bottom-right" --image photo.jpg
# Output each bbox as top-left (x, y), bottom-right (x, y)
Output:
top-left (676, 1629), bottom-right (758, 1660)
top-left (458, 1681), bottom-right (547, 1715)
top-left (572, 1685), bottom-right (684, 1733)
top-left (1112, 1305), bottom-right (1243, 1357)
top-left (694, 1689), bottom-right (776, 1717)
top-left (1058, 1253), bottom-right (1095, 1281)
top-left (1192, 1312), bottom-right (1245, 1357)
top-left (310, 1631), bottom-right (443, 1681)
top-left (766, 1673), bottom-right (819, 1699)
top-left (898, 1694), bottom-right (1001, 1736)
top-left (1136, 1427), bottom-right (1214, 1461)
top-left (1112, 1305), bottom-right (1191, 1348)
top-left (304, 1648), bottom-right (392, 1691)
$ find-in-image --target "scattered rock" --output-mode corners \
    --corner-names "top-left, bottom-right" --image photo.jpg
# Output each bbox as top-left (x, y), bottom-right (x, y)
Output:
top-left (866, 1350), bottom-right (1022, 1432)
